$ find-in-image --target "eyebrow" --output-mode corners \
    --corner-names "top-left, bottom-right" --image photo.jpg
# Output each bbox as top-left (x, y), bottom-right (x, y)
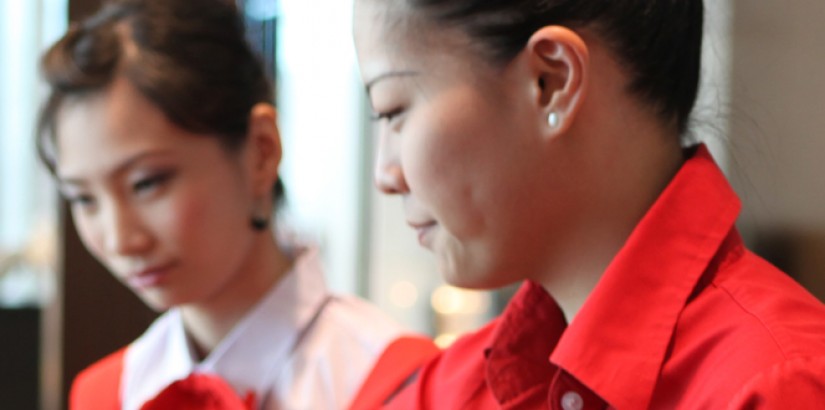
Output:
top-left (365, 70), bottom-right (420, 95)
top-left (58, 150), bottom-right (174, 188)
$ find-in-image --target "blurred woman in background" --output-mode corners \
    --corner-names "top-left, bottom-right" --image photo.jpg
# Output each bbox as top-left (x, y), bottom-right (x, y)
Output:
top-left (37, 0), bottom-right (433, 408)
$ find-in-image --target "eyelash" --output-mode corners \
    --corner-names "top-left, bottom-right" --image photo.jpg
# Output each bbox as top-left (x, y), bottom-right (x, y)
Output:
top-left (63, 172), bottom-right (174, 211)
top-left (370, 108), bottom-right (404, 123)
top-left (66, 194), bottom-right (95, 208)
top-left (133, 172), bottom-right (172, 194)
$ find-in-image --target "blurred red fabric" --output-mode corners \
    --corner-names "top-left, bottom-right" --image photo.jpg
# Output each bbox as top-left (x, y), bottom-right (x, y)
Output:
top-left (140, 373), bottom-right (255, 410)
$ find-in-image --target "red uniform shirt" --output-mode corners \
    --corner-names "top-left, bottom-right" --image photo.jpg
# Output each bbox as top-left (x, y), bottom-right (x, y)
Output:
top-left (379, 145), bottom-right (825, 409)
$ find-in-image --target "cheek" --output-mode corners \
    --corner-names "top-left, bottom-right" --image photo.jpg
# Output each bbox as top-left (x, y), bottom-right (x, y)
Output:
top-left (403, 114), bottom-right (484, 237)
top-left (155, 190), bottom-right (212, 246)
top-left (73, 213), bottom-right (106, 260)
top-left (155, 178), bottom-right (249, 256)
top-left (404, 94), bottom-right (513, 237)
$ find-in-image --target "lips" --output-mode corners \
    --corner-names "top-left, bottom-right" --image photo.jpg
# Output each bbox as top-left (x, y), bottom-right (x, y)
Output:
top-left (408, 220), bottom-right (437, 248)
top-left (404, 198), bottom-right (438, 249)
top-left (125, 263), bottom-right (175, 290)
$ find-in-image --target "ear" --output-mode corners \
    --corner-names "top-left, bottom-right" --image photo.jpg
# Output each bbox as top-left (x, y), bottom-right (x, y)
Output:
top-left (246, 103), bottom-right (282, 197)
top-left (526, 26), bottom-right (589, 137)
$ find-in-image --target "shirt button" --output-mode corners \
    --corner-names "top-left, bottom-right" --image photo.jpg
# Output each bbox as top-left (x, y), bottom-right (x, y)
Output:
top-left (561, 391), bottom-right (584, 410)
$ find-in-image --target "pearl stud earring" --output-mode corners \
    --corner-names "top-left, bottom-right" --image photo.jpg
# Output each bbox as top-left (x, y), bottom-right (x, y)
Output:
top-left (547, 112), bottom-right (560, 129)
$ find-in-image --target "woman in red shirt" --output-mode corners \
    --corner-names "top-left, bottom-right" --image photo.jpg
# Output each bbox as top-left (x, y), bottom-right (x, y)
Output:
top-left (351, 0), bottom-right (825, 408)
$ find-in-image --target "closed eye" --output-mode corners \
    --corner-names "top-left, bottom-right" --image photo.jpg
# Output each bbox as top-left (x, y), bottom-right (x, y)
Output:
top-left (370, 108), bottom-right (405, 123)
top-left (65, 193), bottom-right (96, 208)
top-left (133, 172), bottom-right (174, 196)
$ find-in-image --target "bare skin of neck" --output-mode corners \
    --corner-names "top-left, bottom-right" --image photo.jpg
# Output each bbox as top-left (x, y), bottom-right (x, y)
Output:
top-left (535, 39), bottom-right (686, 324)
top-left (540, 132), bottom-right (684, 325)
top-left (180, 232), bottom-right (294, 361)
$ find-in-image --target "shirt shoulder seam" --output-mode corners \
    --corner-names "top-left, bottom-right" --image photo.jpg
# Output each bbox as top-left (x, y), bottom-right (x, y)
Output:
top-left (711, 282), bottom-right (789, 359)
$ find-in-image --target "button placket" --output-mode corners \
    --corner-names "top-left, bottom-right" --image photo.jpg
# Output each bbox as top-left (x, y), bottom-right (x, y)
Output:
top-left (561, 391), bottom-right (584, 410)
top-left (548, 369), bottom-right (608, 410)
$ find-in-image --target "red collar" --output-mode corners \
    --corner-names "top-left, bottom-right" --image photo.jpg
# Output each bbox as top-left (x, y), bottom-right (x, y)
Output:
top-left (485, 281), bottom-right (566, 404)
top-left (485, 144), bottom-right (742, 409)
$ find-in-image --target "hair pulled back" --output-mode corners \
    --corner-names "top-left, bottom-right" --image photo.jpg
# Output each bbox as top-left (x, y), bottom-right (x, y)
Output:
top-left (403, 0), bottom-right (704, 134)
top-left (38, 0), bottom-right (284, 199)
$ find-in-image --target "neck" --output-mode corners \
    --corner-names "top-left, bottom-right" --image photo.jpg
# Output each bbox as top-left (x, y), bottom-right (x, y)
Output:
top-left (538, 119), bottom-right (684, 323)
top-left (180, 231), bottom-right (293, 360)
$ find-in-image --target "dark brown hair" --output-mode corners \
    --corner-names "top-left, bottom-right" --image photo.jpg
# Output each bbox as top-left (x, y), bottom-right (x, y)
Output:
top-left (398, 0), bottom-right (704, 135)
top-left (37, 0), bottom-right (284, 200)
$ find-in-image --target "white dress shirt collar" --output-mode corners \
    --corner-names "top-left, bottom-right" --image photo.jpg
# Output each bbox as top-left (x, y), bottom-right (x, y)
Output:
top-left (121, 247), bottom-right (329, 410)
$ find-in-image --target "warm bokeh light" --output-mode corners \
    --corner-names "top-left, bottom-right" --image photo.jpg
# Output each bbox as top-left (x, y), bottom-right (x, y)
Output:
top-left (434, 333), bottom-right (459, 348)
top-left (430, 285), bottom-right (488, 315)
top-left (389, 280), bottom-right (419, 309)
top-left (431, 286), bottom-right (463, 315)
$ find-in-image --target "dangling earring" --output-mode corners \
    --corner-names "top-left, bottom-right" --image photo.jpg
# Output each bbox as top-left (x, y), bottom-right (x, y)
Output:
top-left (547, 111), bottom-right (560, 129)
top-left (250, 202), bottom-right (270, 232)
top-left (250, 215), bottom-right (268, 231)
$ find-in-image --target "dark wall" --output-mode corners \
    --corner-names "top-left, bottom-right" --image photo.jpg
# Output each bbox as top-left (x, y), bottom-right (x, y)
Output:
top-left (68, 0), bottom-right (102, 22)
top-left (1, 309), bottom-right (40, 409)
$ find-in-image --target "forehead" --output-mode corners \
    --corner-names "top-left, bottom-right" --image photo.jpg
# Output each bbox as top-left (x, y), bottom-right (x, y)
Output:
top-left (353, 0), bottom-right (412, 72)
top-left (353, 0), bottom-right (478, 81)
top-left (55, 77), bottom-right (203, 178)
top-left (353, 0), bottom-right (405, 42)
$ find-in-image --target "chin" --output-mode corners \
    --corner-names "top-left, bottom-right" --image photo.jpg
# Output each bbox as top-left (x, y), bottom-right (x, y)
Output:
top-left (437, 239), bottom-right (518, 290)
top-left (439, 257), bottom-right (523, 292)
top-left (136, 291), bottom-right (182, 312)
top-left (439, 263), bottom-right (503, 290)
top-left (141, 299), bottom-right (174, 313)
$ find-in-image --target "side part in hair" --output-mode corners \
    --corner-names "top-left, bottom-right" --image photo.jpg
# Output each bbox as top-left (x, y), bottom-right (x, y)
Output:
top-left (37, 0), bottom-right (285, 202)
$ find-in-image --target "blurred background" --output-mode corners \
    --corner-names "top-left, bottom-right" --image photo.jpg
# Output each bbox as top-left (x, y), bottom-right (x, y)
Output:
top-left (0, 0), bottom-right (823, 408)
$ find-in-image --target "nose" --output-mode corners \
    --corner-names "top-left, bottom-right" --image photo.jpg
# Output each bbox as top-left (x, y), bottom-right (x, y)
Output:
top-left (373, 133), bottom-right (409, 194)
top-left (103, 201), bottom-right (153, 257)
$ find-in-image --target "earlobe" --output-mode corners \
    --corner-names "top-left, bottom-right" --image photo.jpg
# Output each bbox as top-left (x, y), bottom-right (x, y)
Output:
top-left (247, 103), bottom-right (282, 195)
top-left (527, 26), bottom-right (589, 136)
